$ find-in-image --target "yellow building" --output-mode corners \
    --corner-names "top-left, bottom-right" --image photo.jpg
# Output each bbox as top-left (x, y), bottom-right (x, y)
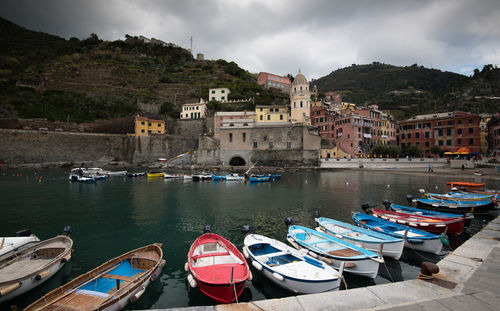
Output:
top-left (321, 146), bottom-right (351, 159)
top-left (255, 105), bottom-right (289, 123)
top-left (311, 100), bottom-right (322, 108)
top-left (135, 115), bottom-right (166, 136)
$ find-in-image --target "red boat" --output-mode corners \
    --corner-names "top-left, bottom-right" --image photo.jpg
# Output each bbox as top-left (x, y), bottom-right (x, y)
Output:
top-left (370, 208), bottom-right (465, 235)
top-left (446, 181), bottom-right (485, 188)
top-left (186, 232), bottom-right (250, 303)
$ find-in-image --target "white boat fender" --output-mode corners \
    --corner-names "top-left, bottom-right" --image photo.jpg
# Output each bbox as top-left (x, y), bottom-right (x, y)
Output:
top-left (35, 269), bottom-right (51, 281)
top-left (184, 262), bottom-right (189, 272)
top-left (248, 270), bottom-right (253, 281)
top-left (287, 236), bottom-right (301, 250)
top-left (187, 274), bottom-right (197, 288)
top-left (321, 257), bottom-right (333, 265)
top-left (272, 272), bottom-right (284, 281)
top-left (308, 251), bottom-right (318, 258)
top-left (150, 260), bottom-right (165, 282)
top-left (105, 301), bottom-right (123, 311)
top-left (243, 248), bottom-right (249, 259)
top-left (128, 285), bottom-right (146, 303)
top-left (0, 282), bottom-right (21, 297)
top-left (252, 260), bottom-right (263, 271)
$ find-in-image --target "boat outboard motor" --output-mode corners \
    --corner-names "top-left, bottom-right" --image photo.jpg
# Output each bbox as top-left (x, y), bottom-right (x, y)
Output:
top-left (62, 226), bottom-right (72, 236)
top-left (203, 225), bottom-right (212, 233)
top-left (382, 200), bottom-right (391, 210)
top-left (15, 228), bottom-right (32, 237)
top-left (284, 217), bottom-right (294, 227)
top-left (314, 210), bottom-right (320, 219)
top-left (361, 203), bottom-right (371, 213)
top-left (241, 225), bottom-right (251, 236)
top-left (406, 195), bottom-right (413, 206)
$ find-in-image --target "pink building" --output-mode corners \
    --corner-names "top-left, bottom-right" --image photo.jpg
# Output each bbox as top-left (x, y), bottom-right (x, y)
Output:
top-left (256, 72), bottom-right (291, 93)
top-left (487, 113), bottom-right (500, 156)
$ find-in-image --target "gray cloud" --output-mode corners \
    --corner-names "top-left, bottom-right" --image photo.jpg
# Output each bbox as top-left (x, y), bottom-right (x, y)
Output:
top-left (1, 0), bottom-right (499, 79)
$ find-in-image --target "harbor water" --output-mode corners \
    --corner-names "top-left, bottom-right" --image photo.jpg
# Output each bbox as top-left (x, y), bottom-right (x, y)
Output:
top-left (1, 169), bottom-right (498, 309)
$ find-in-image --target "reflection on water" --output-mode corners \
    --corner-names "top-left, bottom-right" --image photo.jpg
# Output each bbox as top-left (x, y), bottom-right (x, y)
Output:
top-left (0, 169), bottom-right (498, 309)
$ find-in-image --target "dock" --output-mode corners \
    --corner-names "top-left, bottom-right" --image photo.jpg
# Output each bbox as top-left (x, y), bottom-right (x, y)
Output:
top-left (148, 213), bottom-right (500, 311)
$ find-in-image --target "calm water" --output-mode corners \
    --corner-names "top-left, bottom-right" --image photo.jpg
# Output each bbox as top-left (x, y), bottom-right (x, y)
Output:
top-left (1, 169), bottom-right (499, 309)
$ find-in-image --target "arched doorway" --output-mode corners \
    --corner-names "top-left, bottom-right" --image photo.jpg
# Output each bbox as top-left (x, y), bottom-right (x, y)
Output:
top-left (229, 156), bottom-right (246, 166)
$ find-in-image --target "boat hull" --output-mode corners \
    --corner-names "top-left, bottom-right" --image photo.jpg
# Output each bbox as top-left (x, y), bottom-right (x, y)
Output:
top-left (244, 234), bottom-right (341, 294)
top-left (196, 279), bottom-right (246, 304)
top-left (404, 236), bottom-right (443, 255)
top-left (340, 236), bottom-right (404, 260)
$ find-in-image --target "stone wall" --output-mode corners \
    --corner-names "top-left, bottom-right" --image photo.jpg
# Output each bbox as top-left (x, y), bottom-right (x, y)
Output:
top-left (0, 129), bottom-right (196, 166)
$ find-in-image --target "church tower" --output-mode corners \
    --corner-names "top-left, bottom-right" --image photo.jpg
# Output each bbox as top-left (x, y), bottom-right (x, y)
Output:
top-left (289, 70), bottom-right (311, 125)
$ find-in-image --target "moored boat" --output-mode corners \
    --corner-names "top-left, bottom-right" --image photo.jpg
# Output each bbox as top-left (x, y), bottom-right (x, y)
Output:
top-left (104, 170), bottom-right (128, 176)
top-left (186, 230), bottom-right (250, 303)
top-left (352, 213), bottom-right (443, 255)
top-left (0, 228), bottom-right (73, 303)
top-left (415, 197), bottom-right (497, 214)
top-left (243, 232), bottom-right (341, 294)
top-left (249, 174), bottom-right (270, 182)
top-left (315, 216), bottom-right (404, 260)
top-left (192, 172), bottom-right (212, 181)
top-left (24, 243), bottom-right (165, 311)
top-left (0, 229), bottom-right (40, 257)
top-left (287, 224), bottom-right (383, 279)
top-left (389, 203), bottom-right (473, 220)
top-left (446, 181), bottom-right (485, 188)
top-left (225, 173), bottom-right (244, 181)
top-left (164, 173), bottom-right (184, 179)
top-left (369, 208), bottom-right (465, 235)
top-left (211, 174), bottom-right (226, 181)
top-left (126, 172), bottom-right (146, 177)
top-left (147, 171), bottom-right (164, 178)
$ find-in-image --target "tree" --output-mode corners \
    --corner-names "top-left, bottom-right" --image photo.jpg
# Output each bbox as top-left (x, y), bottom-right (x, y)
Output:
top-left (430, 145), bottom-right (442, 157)
top-left (405, 145), bottom-right (424, 157)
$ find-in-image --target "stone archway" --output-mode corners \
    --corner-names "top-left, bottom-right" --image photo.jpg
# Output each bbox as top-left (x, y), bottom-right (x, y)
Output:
top-left (229, 156), bottom-right (246, 166)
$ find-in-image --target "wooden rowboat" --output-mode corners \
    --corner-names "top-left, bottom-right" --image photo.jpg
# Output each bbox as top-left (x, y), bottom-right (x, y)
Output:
top-left (24, 243), bottom-right (165, 311)
top-left (0, 233), bottom-right (72, 303)
top-left (446, 181), bottom-right (485, 188)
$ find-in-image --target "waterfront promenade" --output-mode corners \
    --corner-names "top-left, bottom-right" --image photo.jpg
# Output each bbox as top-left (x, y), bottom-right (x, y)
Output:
top-left (150, 213), bottom-right (500, 311)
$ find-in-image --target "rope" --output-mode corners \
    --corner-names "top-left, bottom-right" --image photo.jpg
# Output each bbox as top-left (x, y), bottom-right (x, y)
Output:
top-left (382, 260), bottom-right (394, 282)
top-left (340, 275), bottom-right (348, 290)
top-left (417, 272), bottom-right (433, 280)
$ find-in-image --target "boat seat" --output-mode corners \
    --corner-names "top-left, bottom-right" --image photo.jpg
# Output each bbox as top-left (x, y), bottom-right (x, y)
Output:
top-left (327, 248), bottom-right (363, 257)
top-left (73, 289), bottom-right (109, 298)
top-left (192, 251), bottom-right (229, 260)
top-left (100, 274), bottom-right (134, 282)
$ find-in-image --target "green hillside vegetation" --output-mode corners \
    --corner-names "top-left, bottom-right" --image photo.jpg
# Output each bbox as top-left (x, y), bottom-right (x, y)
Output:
top-left (314, 62), bottom-right (499, 119)
top-left (0, 17), bottom-right (281, 122)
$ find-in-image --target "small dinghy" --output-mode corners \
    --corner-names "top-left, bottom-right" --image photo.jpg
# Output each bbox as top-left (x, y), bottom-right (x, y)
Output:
top-left (353, 213), bottom-right (443, 255)
top-left (315, 216), bottom-right (404, 260)
top-left (243, 231), bottom-right (341, 294)
top-left (389, 203), bottom-right (473, 220)
top-left (0, 228), bottom-right (73, 303)
top-left (415, 197), bottom-right (497, 214)
top-left (225, 174), bottom-right (244, 181)
top-left (211, 174), bottom-right (226, 181)
top-left (369, 208), bottom-right (465, 235)
top-left (186, 227), bottom-right (250, 303)
top-left (287, 224), bottom-right (383, 279)
top-left (24, 243), bottom-right (164, 311)
top-left (0, 229), bottom-right (40, 257)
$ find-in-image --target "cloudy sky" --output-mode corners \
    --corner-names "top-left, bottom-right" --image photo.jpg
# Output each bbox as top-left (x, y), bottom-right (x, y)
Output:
top-left (1, 0), bottom-right (499, 79)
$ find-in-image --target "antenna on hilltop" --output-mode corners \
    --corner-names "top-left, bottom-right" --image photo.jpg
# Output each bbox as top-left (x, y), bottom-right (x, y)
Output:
top-left (190, 36), bottom-right (193, 54)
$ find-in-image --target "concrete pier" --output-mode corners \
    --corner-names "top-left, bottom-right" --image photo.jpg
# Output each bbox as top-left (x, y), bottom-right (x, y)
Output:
top-left (148, 213), bottom-right (500, 311)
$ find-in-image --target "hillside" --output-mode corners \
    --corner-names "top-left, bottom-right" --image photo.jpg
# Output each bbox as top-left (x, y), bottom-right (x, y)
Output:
top-left (0, 17), bottom-right (282, 123)
top-left (314, 63), bottom-right (500, 119)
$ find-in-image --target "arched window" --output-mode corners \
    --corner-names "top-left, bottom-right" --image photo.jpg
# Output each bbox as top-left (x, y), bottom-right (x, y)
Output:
top-left (230, 123), bottom-right (234, 127)
top-left (300, 101), bottom-right (303, 108)
top-left (300, 86), bottom-right (303, 91)
top-left (294, 102), bottom-right (296, 108)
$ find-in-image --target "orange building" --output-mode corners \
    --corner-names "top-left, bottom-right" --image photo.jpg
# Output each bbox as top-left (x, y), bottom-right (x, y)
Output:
top-left (134, 115), bottom-right (166, 136)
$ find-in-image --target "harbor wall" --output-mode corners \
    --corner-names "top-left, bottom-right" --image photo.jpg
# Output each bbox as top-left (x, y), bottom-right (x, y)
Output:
top-left (0, 129), bottom-right (196, 166)
top-left (320, 158), bottom-right (449, 169)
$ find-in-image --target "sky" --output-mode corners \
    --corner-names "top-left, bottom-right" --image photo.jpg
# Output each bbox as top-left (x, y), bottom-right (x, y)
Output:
top-left (1, 0), bottom-right (499, 80)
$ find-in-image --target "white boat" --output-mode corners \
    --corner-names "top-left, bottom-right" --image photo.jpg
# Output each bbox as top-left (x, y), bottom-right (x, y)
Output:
top-left (243, 233), bottom-right (341, 294)
top-left (225, 174), bottom-right (244, 181)
top-left (164, 173), bottom-right (184, 179)
top-left (0, 231), bottom-right (73, 303)
top-left (104, 170), bottom-right (127, 176)
top-left (183, 175), bottom-right (193, 180)
top-left (69, 168), bottom-right (107, 181)
top-left (316, 217), bottom-right (404, 260)
top-left (288, 225), bottom-right (383, 279)
top-left (192, 172), bottom-right (212, 181)
top-left (0, 230), bottom-right (40, 257)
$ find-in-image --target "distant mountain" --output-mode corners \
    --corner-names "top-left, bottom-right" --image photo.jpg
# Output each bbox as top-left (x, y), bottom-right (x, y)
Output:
top-left (313, 62), bottom-right (500, 119)
top-left (0, 17), bottom-right (281, 123)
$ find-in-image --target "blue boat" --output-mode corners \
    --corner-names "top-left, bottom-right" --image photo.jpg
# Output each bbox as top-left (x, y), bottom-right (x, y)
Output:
top-left (211, 174), bottom-right (226, 181)
top-left (287, 225), bottom-right (383, 279)
top-left (249, 175), bottom-right (270, 182)
top-left (352, 213), bottom-right (442, 255)
top-left (415, 197), bottom-right (497, 214)
top-left (316, 217), bottom-right (404, 259)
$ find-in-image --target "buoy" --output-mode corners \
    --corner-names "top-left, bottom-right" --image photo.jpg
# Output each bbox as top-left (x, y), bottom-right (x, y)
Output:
top-left (248, 270), bottom-right (253, 281)
top-left (184, 262), bottom-right (189, 272)
top-left (35, 270), bottom-right (51, 281)
top-left (243, 248), bottom-right (249, 259)
top-left (305, 180), bottom-right (308, 184)
top-left (308, 251), bottom-right (318, 258)
top-left (252, 260), bottom-right (263, 271)
top-left (272, 272), bottom-right (284, 281)
top-left (387, 184), bottom-right (390, 188)
top-left (187, 274), bottom-right (197, 288)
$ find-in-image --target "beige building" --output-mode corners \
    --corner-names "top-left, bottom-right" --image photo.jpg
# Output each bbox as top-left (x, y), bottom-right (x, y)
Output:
top-left (213, 111), bottom-right (256, 139)
top-left (209, 88), bottom-right (230, 102)
top-left (480, 114), bottom-right (491, 154)
top-left (290, 70), bottom-right (311, 125)
top-left (180, 99), bottom-right (208, 120)
top-left (255, 105), bottom-right (289, 123)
